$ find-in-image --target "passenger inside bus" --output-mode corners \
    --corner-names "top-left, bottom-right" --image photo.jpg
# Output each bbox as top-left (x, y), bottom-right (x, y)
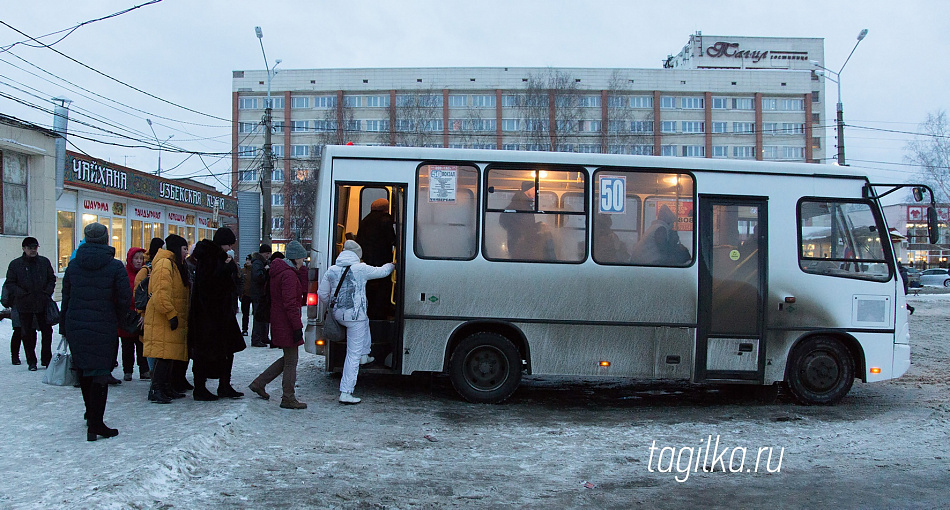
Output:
top-left (356, 198), bottom-right (396, 320)
top-left (499, 181), bottom-right (555, 260)
top-left (593, 213), bottom-right (631, 264)
top-left (630, 205), bottom-right (690, 265)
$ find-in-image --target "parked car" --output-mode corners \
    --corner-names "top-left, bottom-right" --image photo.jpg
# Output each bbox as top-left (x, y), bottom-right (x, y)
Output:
top-left (919, 268), bottom-right (950, 287)
top-left (906, 268), bottom-right (922, 288)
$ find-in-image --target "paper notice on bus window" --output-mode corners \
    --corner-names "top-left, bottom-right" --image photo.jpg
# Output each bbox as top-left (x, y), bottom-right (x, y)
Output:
top-left (429, 166), bottom-right (457, 203)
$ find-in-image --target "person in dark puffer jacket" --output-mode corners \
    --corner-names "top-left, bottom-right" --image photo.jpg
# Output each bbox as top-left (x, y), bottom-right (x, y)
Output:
top-left (61, 223), bottom-right (133, 441)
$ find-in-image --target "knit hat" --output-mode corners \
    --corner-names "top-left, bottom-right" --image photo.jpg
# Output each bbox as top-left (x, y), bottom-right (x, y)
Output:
top-left (371, 198), bottom-right (389, 211)
top-left (164, 234), bottom-right (188, 257)
top-left (342, 240), bottom-right (362, 259)
top-left (21, 237), bottom-right (39, 248)
top-left (226, 249), bottom-right (235, 260)
top-left (259, 243), bottom-right (272, 254)
top-left (147, 237), bottom-right (165, 261)
top-left (212, 227), bottom-right (236, 247)
top-left (285, 241), bottom-right (307, 260)
top-left (84, 222), bottom-right (110, 245)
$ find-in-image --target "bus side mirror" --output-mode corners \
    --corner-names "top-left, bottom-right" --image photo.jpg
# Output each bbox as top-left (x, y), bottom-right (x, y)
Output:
top-left (928, 206), bottom-right (939, 244)
top-left (913, 187), bottom-right (924, 202)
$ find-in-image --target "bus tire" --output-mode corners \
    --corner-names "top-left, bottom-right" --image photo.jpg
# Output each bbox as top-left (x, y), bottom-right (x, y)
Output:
top-left (785, 336), bottom-right (854, 405)
top-left (449, 332), bottom-right (522, 404)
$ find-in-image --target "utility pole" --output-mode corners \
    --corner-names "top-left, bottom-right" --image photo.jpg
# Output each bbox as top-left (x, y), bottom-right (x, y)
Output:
top-left (262, 105), bottom-right (273, 244)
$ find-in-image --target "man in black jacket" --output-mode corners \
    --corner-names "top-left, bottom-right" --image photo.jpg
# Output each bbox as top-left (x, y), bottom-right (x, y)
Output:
top-left (2, 237), bottom-right (56, 370)
top-left (249, 243), bottom-right (272, 347)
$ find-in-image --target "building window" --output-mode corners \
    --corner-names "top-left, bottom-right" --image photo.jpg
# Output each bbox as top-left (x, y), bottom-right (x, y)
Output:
top-left (263, 97), bottom-right (284, 109)
top-left (291, 96), bottom-right (310, 109)
top-left (784, 146), bottom-right (806, 160)
top-left (608, 121), bottom-right (626, 133)
top-left (733, 146), bottom-right (756, 159)
top-left (682, 145), bottom-right (705, 157)
top-left (661, 145), bottom-right (676, 156)
top-left (733, 97), bottom-right (754, 110)
top-left (471, 143), bottom-right (497, 150)
top-left (314, 119), bottom-right (336, 132)
top-left (660, 96), bottom-right (676, 109)
top-left (761, 98), bottom-right (778, 111)
top-left (238, 122), bottom-right (258, 133)
top-left (763, 122), bottom-right (779, 135)
top-left (712, 97), bottom-right (729, 109)
top-left (782, 98), bottom-right (804, 111)
top-left (577, 144), bottom-right (600, 153)
top-left (733, 122), bottom-right (755, 134)
top-left (579, 95), bottom-right (601, 107)
top-left (1, 151), bottom-right (29, 235)
top-left (364, 120), bottom-right (390, 132)
top-left (291, 120), bottom-right (309, 132)
top-left (271, 121), bottom-right (284, 134)
top-left (237, 146), bottom-right (257, 159)
top-left (523, 119), bottom-right (548, 132)
top-left (608, 145), bottom-right (625, 154)
top-left (606, 96), bottom-right (625, 108)
top-left (681, 97), bottom-right (704, 109)
top-left (343, 95), bottom-right (361, 108)
top-left (812, 91), bottom-right (820, 103)
top-left (271, 145), bottom-right (284, 158)
top-left (502, 119), bottom-right (520, 132)
top-left (501, 95), bottom-right (521, 107)
top-left (660, 121), bottom-right (676, 133)
top-left (782, 123), bottom-right (805, 135)
top-left (238, 97), bottom-right (258, 109)
top-left (682, 121), bottom-right (704, 134)
top-left (812, 113), bottom-right (820, 123)
top-left (631, 145), bottom-right (654, 155)
top-left (579, 120), bottom-right (601, 132)
top-left (812, 137), bottom-right (821, 149)
top-left (272, 193), bottom-right (284, 206)
top-left (762, 146), bottom-right (779, 159)
top-left (712, 146), bottom-right (728, 158)
top-left (484, 167), bottom-right (586, 263)
top-left (630, 120), bottom-right (653, 133)
top-left (272, 216), bottom-right (284, 231)
top-left (315, 96), bottom-right (336, 109)
top-left (272, 168), bottom-right (284, 182)
top-left (471, 95), bottom-right (496, 108)
top-left (630, 96), bottom-right (653, 109)
top-left (291, 145), bottom-right (309, 158)
top-left (448, 95), bottom-right (467, 108)
top-left (712, 122), bottom-right (727, 134)
top-left (239, 169), bottom-right (257, 182)
top-left (502, 143), bottom-right (520, 151)
top-left (344, 120), bottom-right (361, 131)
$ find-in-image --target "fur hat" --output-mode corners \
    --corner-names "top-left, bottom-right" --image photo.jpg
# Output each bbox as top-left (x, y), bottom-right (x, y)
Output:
top-left (83, 222), bottom-right (109, 245)
top-left (343, 240), bottom-right (362, 259)
top-left (371, 198), bottom-right (389, 211)
top-left (285, 241), bottom-right (307, 260)
top-left (212, 227), bottom-right (236, 247)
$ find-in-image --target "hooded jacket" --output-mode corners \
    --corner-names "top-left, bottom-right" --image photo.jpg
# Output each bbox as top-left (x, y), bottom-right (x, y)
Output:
top-left (269, 258), bottom-right (304, 348)
top-left (118, 247), bottom-right (146, 337)
top-left (317, 250), bottom-right (394, 322)
top-left (143, 248), bottom-right (189, 361)
top-left (60, 242), bottom-right (131, 370)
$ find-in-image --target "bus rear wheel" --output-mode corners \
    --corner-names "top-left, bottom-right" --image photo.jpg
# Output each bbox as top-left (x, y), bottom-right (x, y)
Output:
top-left (786, 336), bottom-right (854, 405)
top-left (449, 332), bottom-right (522, 404)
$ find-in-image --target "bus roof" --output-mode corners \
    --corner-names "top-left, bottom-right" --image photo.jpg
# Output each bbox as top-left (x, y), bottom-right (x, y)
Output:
top-left (322, 144), bottom-right (870, 182)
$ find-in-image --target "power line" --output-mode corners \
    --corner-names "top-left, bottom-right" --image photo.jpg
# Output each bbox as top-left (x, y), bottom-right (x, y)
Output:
top-left (0, 19), bottom-right (229, 123)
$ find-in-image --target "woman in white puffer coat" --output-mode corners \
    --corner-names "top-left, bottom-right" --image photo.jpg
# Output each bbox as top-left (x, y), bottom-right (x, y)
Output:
top-left (318, 240), bottom-right (394, 404)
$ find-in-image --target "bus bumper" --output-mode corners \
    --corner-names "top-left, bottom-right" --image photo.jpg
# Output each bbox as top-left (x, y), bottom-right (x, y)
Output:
top-left (893, 343), bottom-right (910, 378)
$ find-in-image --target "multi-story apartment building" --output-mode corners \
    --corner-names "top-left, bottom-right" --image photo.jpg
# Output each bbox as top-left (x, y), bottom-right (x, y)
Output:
top-left (231, 33), bottom-right (826, 245)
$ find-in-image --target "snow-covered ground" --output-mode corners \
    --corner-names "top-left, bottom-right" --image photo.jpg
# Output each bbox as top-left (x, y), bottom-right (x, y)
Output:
top-left (1, 296), bottom-right (948, 509)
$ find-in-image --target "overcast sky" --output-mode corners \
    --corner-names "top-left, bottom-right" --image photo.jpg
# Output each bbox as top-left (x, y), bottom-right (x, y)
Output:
top-left (1, 0), bottom-right (946, 191)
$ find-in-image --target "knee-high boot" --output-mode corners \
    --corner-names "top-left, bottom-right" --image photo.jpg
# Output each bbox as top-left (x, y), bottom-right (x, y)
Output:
top-left (87, 381), bottom-right (118, 441)
top-left (79, 375), bottom-right (93, 422)
top-left (217, 356), bottom-right (244, 399)
top-left (148, 359), bottom-right (172, 404)
top-left (192, 369), bottom-right (218, 401)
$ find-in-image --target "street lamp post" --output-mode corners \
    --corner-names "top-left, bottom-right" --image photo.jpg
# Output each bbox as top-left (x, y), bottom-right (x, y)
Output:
top-left (146, 118), bottom-right (173, 177)
top-left (255, 26), bottom-right (281, 245)
top-left (812, 28), bottom-right (868, 166)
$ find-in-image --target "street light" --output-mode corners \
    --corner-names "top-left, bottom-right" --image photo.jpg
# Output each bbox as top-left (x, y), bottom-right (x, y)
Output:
top-left (146, 118), bottom-right (173, 177)
top-left (811, 28), bottom-right (868, 166)
top-left (254, 26), bottom-right (281, 244)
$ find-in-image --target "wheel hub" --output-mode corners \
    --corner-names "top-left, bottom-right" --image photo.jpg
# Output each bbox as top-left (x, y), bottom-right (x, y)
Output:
top-left (801, 351), bottom-right (840, 391)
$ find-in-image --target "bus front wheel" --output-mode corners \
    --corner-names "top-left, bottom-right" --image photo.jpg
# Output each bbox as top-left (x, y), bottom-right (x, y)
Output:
top-left (449, 333), bottom-right (522, 404)
top-left (786, 336), bottom-right (854, 405)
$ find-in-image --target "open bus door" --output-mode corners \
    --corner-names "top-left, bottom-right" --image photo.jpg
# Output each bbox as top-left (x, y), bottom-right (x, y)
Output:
top-left (696, 196), bottom-right (768, 383)
top-left (325, 182), bottom-right (406, 374)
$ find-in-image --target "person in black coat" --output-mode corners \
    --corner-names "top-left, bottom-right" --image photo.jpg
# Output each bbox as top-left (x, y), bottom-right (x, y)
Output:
top-left (61, 223), bottom-right (132, 441)
top-left (356, 198), bottom-right (396, 319)
top-left (1, 236), bottom-right (56, 370)
top-left (249, 244), bottom-right (272, 347)
top-left (187, 228), bottom-right (246, 400)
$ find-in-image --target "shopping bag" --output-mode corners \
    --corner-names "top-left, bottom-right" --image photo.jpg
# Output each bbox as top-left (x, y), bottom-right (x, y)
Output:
top-left (42, 338), bottom-right (77, 387)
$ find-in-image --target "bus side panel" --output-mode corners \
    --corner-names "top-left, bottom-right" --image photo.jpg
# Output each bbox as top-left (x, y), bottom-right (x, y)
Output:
top-left (401, 319), bottom-right (456, 374)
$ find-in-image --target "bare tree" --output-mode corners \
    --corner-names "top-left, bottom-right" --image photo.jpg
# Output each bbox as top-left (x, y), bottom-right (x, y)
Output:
top-left (906, 110), bottom-right (950, 202)
top-left (518, 69), bottom-right (582, 152)
top-left (285, 155), bottom-right (321, 242)
top-left (606, 71), bottom-right (654, 154)
top-left (393, 88), bottom-right (443, 147)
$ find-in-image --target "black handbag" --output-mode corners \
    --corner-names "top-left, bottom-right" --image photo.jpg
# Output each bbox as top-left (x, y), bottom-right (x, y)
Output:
top-left (46, 300), bottom-right (61, 326)
top-left (322, 266), bottom-right (350, 343)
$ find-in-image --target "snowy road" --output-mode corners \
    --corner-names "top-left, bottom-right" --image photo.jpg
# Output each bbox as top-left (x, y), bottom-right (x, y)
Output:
top-left (1, 296), bottom-right (948, 509)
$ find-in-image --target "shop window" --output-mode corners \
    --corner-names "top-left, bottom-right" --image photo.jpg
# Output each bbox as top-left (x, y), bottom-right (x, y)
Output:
top-left (57, 211), bottom-right (75, 272)
top-left (131, 220), bottom-right (144, 252)
top-left (1, 151), bottom-right (29, 235)
top-left (415, 164), bottom-right (478, 260)
top-left (484, 167), bottom-right (586, 263)
top-left (111, 218), bottom-right (126, 262)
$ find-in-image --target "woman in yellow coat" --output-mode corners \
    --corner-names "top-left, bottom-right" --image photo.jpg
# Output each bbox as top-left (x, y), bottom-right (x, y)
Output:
top-left (143, 234), bottom-right (190, 404)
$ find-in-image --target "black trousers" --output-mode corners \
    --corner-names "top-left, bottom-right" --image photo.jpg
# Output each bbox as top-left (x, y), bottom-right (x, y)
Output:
top-left (240, 296), bottom-right (252, 333)
top-left (10, 327), bottom-right (22, 360)
top-left (119, 336), bottom-right (148, 375)
top-left (18, 311), bottom-right (52, 367)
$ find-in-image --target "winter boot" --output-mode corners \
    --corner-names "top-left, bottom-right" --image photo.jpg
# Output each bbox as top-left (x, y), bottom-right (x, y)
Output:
top-left (193, 377), bottom-right (219, 401)
top-left (217, 359), bottom-right (244, 399)
top-left (248, 380), bottom-right (270, 400)
top-left (139, 370), bottom-right (152, 380)
top-left (163, 385), bottom-right (186, 399)
top-left (87, 382), bottom-right (118, 441)
top-left (79, 376), bottom-right (93, 422)
top-left (148, 385), bottom-right (172, 404)
top-left (147, 360), bottom-right (172, 403)
top-left (280, 397), bottom-right (308, 409)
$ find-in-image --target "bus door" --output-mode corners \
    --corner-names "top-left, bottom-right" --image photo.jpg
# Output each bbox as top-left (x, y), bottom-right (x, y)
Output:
top-left (326, 182), bottom-right (407, 373)
top-left (696, 196), bottom-right (768, 382)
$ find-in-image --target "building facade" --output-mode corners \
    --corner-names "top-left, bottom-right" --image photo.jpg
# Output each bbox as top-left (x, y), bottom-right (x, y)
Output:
top-left (231, 33), bottom-right (827, 244)
top-left (56, 151), bottom-right (238, 272)
top-left (883, 203), bottom-right (950, 269)
top-left (0, 114), bottom-right (58, 270)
